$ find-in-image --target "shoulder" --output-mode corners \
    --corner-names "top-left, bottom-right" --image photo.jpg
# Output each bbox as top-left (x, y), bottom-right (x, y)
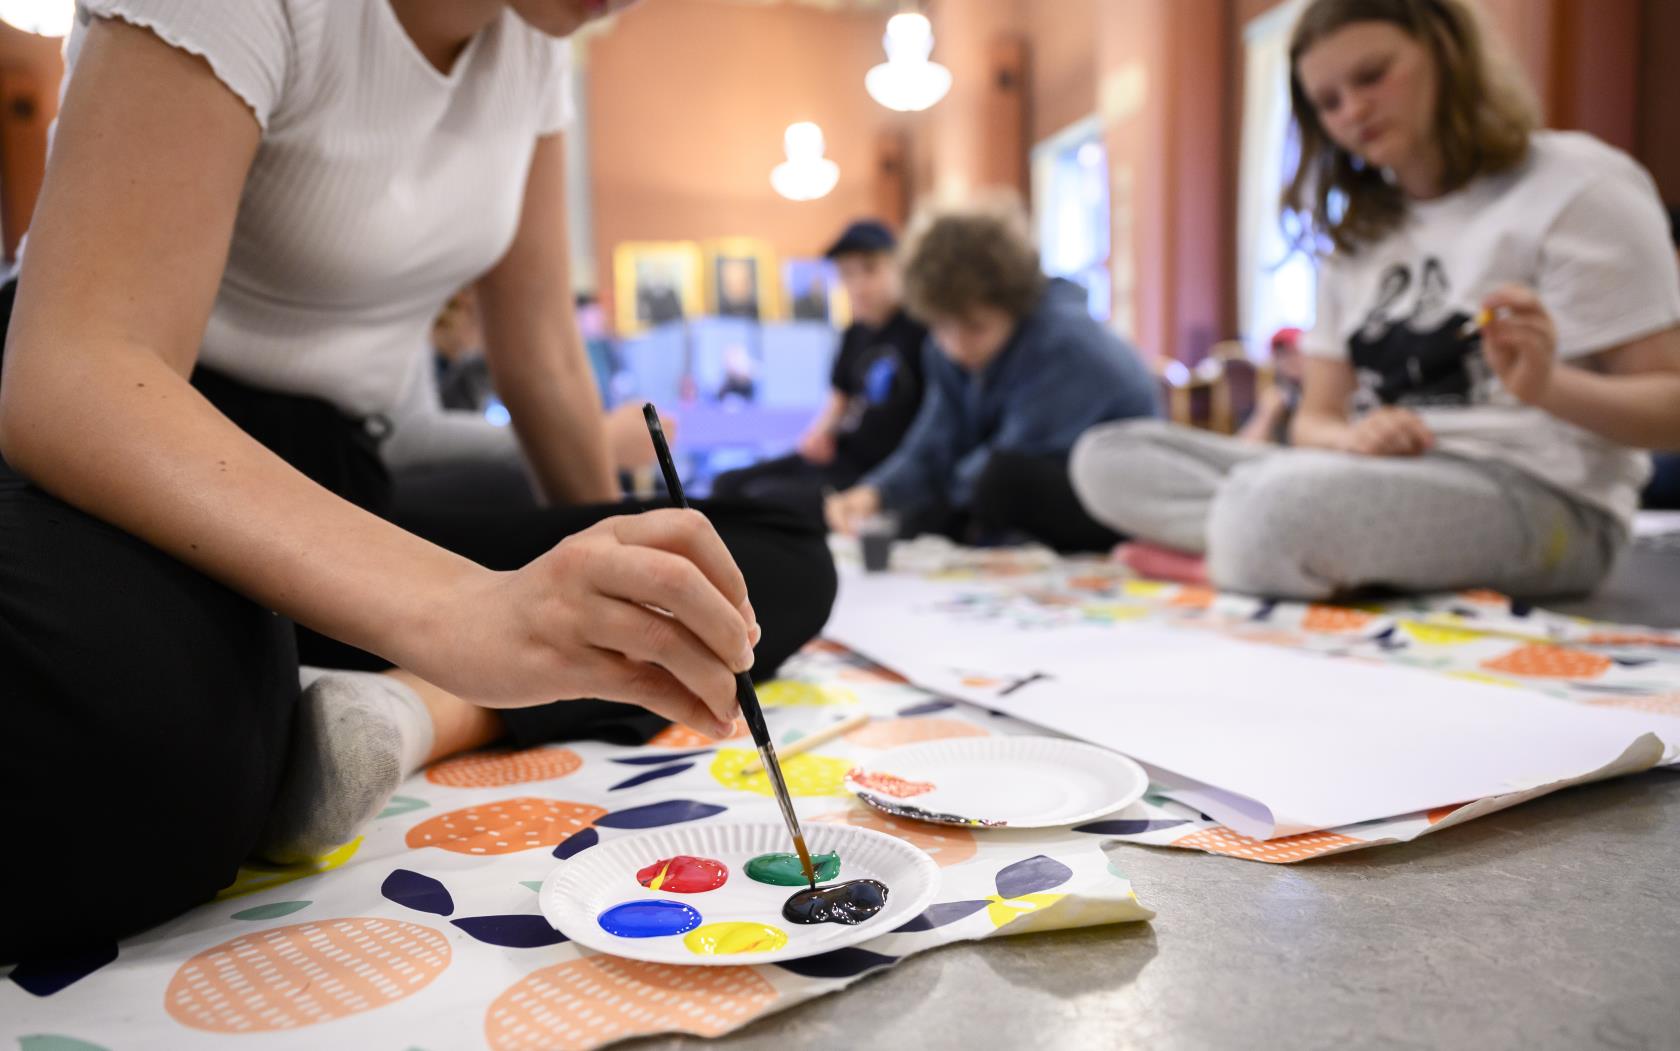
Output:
top-left (1516, 131), bottom-right (1660, 209)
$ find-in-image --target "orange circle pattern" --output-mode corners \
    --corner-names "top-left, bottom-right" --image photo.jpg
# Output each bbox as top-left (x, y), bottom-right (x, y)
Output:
top-left (426, 747), bottom-right (583, 788)
top-left (1300, 606), bottom-right (1376, 633)
top-left (846, 716), bottom-right (989, 750)
top-left (404, 797), bottom-right (607, 855)
top-left (165, 918), bottom-right (450, 1033)
top-left (813, 807), bottom-right (977, 868)
top-left (483, 956), bottom-right (778, 1051)
top-left (1479, 644), bottom-right (1613, 680)
top-left (647, 718), bottom-right (750, 750)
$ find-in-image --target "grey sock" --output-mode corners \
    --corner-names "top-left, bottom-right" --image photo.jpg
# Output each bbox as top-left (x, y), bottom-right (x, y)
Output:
top-left (257, 670), bottom-right (434, 864)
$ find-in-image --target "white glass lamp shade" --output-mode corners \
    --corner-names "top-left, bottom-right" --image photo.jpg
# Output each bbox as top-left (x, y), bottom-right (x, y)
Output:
top-left (0, 0), bottom-right (75, 37)
top-left (865, 12), bottom-right (952, 113)
top-left (771, 121), bottom-right (840, 202)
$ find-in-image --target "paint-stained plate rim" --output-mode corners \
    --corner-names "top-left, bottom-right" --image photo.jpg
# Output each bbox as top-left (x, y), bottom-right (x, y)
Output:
top-left (542, 821), bottom-right (939, 966)
top-left (846, 736), bottom-right (1150, 828)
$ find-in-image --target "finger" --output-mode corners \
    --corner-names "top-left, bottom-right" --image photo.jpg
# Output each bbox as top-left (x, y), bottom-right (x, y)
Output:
top-left (613, 508), bottom-right (749, 610)
top-left (1481, 283), bottom-right (1540, 316)
top-left (590, 654), bottom-right (735, 738)
top-left (585, 599), bottom-right (739, 720)
top-left (593, 543), bottom-right (754, 673)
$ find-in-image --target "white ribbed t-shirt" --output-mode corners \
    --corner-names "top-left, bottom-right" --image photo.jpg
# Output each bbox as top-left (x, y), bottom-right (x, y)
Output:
top-left (62, 0), bottom-right (574, 416)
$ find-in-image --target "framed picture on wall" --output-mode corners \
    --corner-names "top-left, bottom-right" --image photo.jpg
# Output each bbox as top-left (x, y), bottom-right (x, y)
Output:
top-left (703, 238), bottom-right (779, 322)
top-left (781, 257), bottom-right (851, 327)
top-left (613, 240), bottom-right (705, 336)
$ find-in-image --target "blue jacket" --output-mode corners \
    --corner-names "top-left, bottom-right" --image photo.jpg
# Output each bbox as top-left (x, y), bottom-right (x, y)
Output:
top-left (864, 278), bottom-right (1158, 516)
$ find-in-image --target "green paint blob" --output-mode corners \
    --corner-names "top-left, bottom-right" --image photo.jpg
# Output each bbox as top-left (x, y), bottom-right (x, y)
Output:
top-left (520, 881), bottom-right (544, 893)
top-left (745, 851), bottom-right (840, 886)
top-left (20, 1037), bottom-right (113, 1051)
top-left (231, 900), bottom-right (312, 921)
top-left (377, 795), bottom-right (429, 819)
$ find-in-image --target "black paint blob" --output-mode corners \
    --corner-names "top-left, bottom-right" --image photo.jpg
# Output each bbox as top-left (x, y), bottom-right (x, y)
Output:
top-left (782, 879), bottom-right (890, 926)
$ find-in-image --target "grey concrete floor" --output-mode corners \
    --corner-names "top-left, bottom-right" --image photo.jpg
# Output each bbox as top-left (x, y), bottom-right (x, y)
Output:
top-left (632, 539), bottom-right (1680, 1051)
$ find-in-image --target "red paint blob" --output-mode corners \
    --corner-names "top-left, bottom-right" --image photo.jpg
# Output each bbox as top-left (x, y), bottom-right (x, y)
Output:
top-left (635, 855), bottom-right (729, 894)
top-left (850, 769), bottom-right (936, 799)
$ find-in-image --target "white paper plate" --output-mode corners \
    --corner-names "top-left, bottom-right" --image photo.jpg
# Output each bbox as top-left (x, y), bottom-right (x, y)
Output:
top-left (845, 737), bottom-right (1149, 828)
top-left (541, 821), bottom-right (938, 965)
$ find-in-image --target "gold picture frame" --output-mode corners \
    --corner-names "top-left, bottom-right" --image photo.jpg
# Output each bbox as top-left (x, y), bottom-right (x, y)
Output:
top-left (703, 237), bottom-right (781, 322)
top-left (613, 240), bottom-right (705, 336)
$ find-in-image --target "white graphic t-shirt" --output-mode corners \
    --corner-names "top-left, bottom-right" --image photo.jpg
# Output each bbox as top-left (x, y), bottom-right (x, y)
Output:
top-left (1302, 131), bottom-right (1680, 526)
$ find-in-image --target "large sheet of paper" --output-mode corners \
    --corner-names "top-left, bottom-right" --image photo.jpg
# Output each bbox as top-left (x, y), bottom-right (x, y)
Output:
top-left (827, 569), bottom-right (1669, 839)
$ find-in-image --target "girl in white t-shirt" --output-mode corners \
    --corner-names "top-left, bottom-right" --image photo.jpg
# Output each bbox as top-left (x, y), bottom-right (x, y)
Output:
top-left (1071, 0), bottom-right (1680, 600)
top-left (0, 0), bottom-right (836, 960)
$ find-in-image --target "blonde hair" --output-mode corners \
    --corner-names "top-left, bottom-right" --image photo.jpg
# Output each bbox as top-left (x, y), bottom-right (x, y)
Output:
top-left (1282, 0), bottom-right (1537, 255)
top-left (899, 196), bottom-right (1046, 321)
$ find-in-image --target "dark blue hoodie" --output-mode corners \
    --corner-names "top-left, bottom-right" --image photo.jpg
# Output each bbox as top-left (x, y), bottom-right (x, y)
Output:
top-left (864, 278), bottom-right (1159, 517)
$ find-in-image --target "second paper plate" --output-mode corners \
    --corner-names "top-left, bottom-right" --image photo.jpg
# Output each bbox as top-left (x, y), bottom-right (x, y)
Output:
top-left (844, 736), bottom-right (1149, 828)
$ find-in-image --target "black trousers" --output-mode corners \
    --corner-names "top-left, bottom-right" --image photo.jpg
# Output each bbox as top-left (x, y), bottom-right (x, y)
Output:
top-left (0, 359), bottom-right (836, 963)
top-left (967, 450), bottom-right (1123, 554)
top-left (709, 452), bottom-right (864, 525)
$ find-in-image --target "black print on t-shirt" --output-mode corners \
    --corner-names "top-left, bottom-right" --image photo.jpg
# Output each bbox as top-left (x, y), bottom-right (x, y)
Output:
top-left (1347, 257), bottom-right (1491, 410)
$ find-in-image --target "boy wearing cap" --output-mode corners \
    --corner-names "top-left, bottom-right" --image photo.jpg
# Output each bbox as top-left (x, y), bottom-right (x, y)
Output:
top-left (711, 220), bottom-right (928, 518)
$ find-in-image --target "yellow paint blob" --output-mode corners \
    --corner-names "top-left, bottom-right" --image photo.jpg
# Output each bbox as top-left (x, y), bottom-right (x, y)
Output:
top-left (1121, 580), bottom-right (1169, 598)
top-left (710, 748), bottom-right (854, 796)
top-left (215, 837), bottom-right (363, 900)
top-left (684, 922), bottom-right (789, 956)
top-left (756, 680), bottom-right (858, 708)
top-left (985, 892), bottom-right (1067, 929)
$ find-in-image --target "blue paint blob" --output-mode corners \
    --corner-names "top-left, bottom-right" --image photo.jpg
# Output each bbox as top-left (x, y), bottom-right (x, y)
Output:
top-left (9, 943), bottom-right (119, 998)
top-left (553, 826), bottom-right (599, 860)
top-left (896, 699), bottom-right (956, 717)
top-left (380, 868), bottom-right (454, 917)
top-left (611, 750), bottom-right (711, 766)
top-left (595, 799), bottom-right (727, 830)
top-left (993, 855), bottom-right (1073, 899)
top-left (452, 914), bottom-right (568, 948)
top-left (609, 762), bottom-right (695, 791)
top-left (891, 899), bottom-right (990, 933)
top-left (597, 899), bottom-right (702, 938)
top-left (776, 947), bottom-right (899, 979)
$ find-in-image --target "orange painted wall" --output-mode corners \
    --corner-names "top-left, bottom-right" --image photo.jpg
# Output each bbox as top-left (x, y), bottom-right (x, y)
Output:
top-left (584, 0), bottom-right (910, 318)
top-left (0, 22), bottom-right (64, 261)
top-left (1639, 0), bottom-right (1680, 203)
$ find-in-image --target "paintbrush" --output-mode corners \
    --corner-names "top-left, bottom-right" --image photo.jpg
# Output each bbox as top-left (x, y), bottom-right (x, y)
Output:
top-left (740, 712), bottom-right (871, 775)
top-left (641, 403), bottom-right (819, 888)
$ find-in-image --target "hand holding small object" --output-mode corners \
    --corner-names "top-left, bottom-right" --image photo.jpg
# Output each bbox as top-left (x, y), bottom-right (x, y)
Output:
top-left (824, 486), bottom-right (881, 535)
top-left (1342, 406), bottom-right (1435, 457)
top-left (1475, 284), bottom-right (1558, 406)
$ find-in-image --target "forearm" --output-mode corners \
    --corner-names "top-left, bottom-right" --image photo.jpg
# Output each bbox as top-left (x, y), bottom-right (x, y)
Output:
top-left (810, 391), bottom-right (848, 435)
top-left (491, 329), bottom-right (618, 504)
top-left (0, 344), bottom-right (483, 671)
top-left (1536, 363), bottom-right (1680, 448)
top-left (1289, 407), bottom-right (1353, 450)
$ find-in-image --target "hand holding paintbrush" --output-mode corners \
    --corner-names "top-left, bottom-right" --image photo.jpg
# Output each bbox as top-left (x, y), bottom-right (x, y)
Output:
top-left (642, 404), bottom-right (821, 888)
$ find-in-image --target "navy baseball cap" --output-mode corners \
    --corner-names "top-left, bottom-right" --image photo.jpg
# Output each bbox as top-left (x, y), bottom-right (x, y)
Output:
top-left (824, 219), bottom-right (897, 259)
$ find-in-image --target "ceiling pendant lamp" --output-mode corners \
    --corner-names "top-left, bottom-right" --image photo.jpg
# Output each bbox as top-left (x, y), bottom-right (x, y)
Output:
top-left (0, 0), bottom-right (74, 36)
top-left (865, 12), bottom-right (952, 113)
top-left (771, 121), bottom-right (840, 202)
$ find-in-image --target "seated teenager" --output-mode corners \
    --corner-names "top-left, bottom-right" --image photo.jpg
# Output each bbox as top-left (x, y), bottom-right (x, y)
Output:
top-left (1071, 0), bottom-right (1680, 599)
top-left (0, 0), bottom-right (834, 961)
top-left (824, 200), bottom-right (1158, 553)
top-left (710, 220), bottom-right (928, 520)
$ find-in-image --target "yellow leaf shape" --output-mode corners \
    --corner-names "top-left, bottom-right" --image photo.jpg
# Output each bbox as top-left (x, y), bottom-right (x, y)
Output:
top-left (755, 680), bottom-right (858, 707)
top-left (1447, 671), bottom-right (1523, 689)
top-left (710, 748), bottom-right (854, 797)
top-left (985, 892), bottom-right (1067, 929)
top-left (1082, 602), bottom-right (1152, 622)
top-left (215, 837), bottom-right (363, 900)
top-left (1399, 620), bottom-right (1487, 646)
top-left (1121, 580), bottom-right (1169, 598)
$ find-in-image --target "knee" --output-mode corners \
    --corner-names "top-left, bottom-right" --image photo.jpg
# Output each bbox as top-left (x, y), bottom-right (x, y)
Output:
top-left (1068, 418), bottom-right (1177, 528)
top-left (1206, 455), bottom-right (1341, 598)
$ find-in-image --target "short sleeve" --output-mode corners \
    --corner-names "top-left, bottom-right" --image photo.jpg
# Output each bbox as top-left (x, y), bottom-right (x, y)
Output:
top-left (535, 36), bottom-right (575, 136)
top-left (1539, 159), bottom-right (1680, 358)
top-left (1299, 258), bottom-right (1345, 360)
top-left (77, 0), bottom-right (293, 130)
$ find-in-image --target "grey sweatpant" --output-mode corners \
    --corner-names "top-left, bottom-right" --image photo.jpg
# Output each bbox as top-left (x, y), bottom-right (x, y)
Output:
top-left (1068, 419), bottom-right (1624, 600)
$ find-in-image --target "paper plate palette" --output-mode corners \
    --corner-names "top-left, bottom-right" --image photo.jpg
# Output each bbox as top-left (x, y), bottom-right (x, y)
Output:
top-left (844, 737), bottom-right (1149, 828)
top-left (542, 821), bottom-right (939, 965)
